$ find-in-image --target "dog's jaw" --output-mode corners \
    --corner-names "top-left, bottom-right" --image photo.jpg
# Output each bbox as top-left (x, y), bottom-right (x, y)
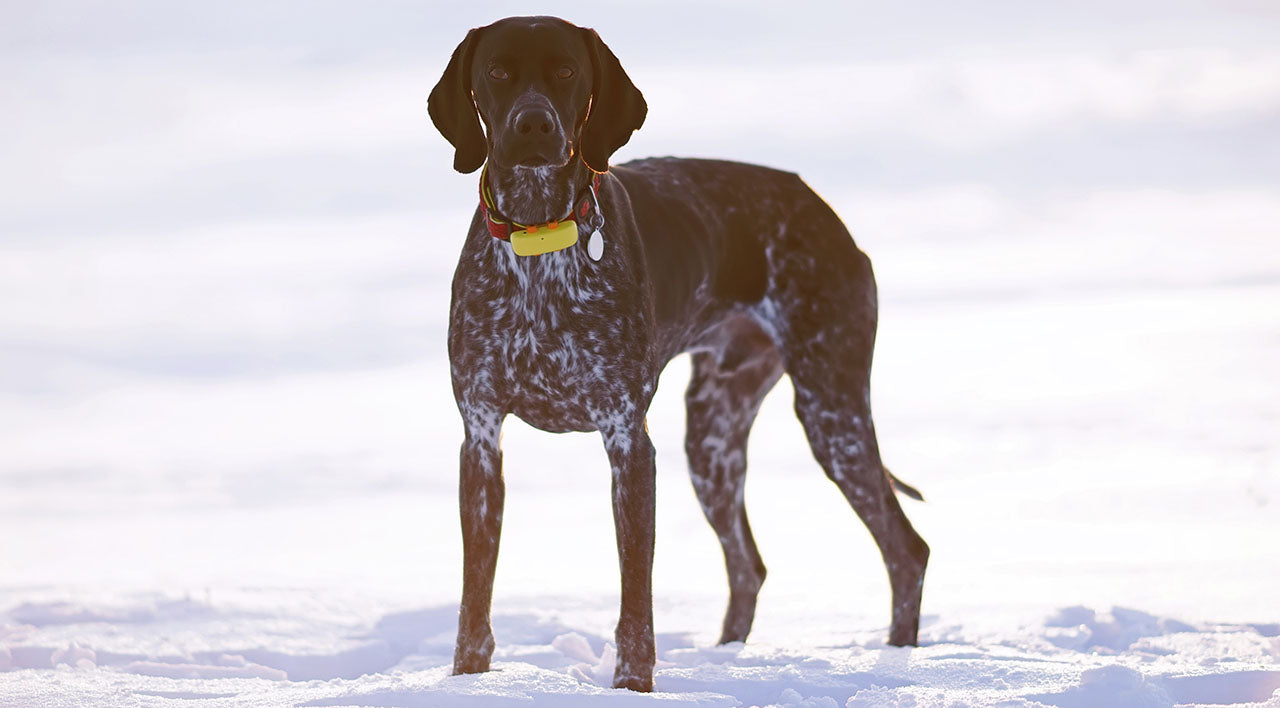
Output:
top-left (488, 161), bottom-right (587, 226)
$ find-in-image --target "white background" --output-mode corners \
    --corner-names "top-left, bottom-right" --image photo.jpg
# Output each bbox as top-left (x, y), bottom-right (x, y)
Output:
top-left (1, 2), bottom-right (1278, 706)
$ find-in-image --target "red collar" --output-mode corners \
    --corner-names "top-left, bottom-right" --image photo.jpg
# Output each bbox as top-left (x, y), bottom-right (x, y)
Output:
top-left (479, 166), bottom-right (601, 241)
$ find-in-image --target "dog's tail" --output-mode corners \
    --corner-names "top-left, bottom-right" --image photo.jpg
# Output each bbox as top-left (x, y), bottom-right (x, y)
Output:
top-left (885, 467), bottom-right (925, 502)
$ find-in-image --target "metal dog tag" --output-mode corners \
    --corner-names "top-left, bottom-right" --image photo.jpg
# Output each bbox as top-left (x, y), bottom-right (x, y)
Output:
top-left (587, 229), bottom-right (604, 261)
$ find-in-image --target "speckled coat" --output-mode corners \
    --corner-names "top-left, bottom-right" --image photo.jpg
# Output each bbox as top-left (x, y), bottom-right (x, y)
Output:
top-left (429, 16), bottom-right (929, 693)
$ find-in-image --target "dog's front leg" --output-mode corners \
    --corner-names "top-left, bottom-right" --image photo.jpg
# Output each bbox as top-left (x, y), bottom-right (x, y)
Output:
top-left (602, 415), bottom-right (657, 692)
top-left (453, 408), bottom-right (505, 676)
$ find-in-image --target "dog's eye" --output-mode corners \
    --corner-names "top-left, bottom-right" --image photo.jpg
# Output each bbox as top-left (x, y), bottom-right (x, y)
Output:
top-left (556, 66), bottom-right (574, 80)
top-left (488, 67), bottom-right (508, 80)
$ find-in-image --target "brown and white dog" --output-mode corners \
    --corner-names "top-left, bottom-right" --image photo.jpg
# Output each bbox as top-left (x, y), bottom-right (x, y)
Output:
top-left (428, 15), bottom-right (929, 692)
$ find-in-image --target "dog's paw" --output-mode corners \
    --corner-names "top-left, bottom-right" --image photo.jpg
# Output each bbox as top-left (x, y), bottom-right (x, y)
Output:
top-left (612, 671), bottom-right (653, 692)
top-left (451, 653), bottom-right (491, 675)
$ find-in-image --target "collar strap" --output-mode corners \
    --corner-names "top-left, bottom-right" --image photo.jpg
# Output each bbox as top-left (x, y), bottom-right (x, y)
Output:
top-left (479, 166), bottom-right (601, 242)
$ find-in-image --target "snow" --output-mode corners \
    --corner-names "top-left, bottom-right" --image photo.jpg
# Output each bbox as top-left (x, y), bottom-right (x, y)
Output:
top-left (2, 1), bottom-right (1279, 706)
top-left (3, 593), bottom-right (1279, 706)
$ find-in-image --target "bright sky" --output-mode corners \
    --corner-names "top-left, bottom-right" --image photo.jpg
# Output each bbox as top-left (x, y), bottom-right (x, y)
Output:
top-left (1, 4), bottom-right (1277, 602)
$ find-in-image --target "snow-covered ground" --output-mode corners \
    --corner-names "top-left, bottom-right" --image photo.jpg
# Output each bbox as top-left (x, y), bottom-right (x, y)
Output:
top-left (2, 2), bottom-right (1278, 706)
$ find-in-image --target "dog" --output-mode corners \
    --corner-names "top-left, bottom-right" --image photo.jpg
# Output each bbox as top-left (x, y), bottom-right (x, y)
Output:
top-left (428, 16), bottom-right (929, 692)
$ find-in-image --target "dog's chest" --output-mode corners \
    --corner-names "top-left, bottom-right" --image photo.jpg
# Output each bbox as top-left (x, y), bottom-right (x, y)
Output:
top-left (451, 241), bottom-right (645, 431)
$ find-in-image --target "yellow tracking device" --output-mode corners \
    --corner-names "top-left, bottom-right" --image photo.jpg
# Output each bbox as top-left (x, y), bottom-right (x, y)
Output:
top-left (510, 220), bottom-right (579, 257)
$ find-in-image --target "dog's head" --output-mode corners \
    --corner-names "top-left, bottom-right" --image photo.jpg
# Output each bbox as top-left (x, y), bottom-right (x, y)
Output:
top-left (429, 16), bottom-right (647, 174)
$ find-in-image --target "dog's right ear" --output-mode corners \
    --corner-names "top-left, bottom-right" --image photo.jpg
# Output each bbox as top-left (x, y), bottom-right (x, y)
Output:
top-left (429, 27), bottom-right (487, 174)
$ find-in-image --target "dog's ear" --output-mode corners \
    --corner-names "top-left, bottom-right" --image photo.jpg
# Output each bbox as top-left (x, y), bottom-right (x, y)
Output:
top-left (429, 27), bottom-right (487, 174)
top-left (579, 27), bottom-right (647, 173)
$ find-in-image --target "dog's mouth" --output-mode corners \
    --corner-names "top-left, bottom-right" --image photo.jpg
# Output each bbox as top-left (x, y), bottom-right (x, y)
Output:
top-left (493, 135), bottom-right (574, 170)
top-left (504, 145), bottom-right (573, 169)
top-left (513, 154), bottom-right (564, 168)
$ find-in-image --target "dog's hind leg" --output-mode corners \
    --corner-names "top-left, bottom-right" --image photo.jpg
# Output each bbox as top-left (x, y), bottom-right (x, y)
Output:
top-left (766, 239), bottom-right (929, 647)
top-left (684, 335), bottom-right (784, 644)
top-left (790, 373), bottom-right (929, 646)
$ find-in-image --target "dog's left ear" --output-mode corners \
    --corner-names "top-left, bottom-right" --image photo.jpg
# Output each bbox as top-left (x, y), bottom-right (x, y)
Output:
top-left (429, 27), bottom-right (487, 174)
top-left (579, 27), bottom-right (647, 173)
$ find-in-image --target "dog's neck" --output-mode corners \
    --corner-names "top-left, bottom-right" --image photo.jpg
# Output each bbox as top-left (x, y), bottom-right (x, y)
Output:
top-left (486, 160), bottom-right (594, 226)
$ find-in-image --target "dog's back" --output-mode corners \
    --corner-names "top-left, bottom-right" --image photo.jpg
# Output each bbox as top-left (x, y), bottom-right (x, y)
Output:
top-left (611, 157), bottom-right (876, 362)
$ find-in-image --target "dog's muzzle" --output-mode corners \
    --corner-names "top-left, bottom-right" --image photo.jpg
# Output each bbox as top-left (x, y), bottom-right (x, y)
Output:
top-left (499, 97), bottom-right (571, 167)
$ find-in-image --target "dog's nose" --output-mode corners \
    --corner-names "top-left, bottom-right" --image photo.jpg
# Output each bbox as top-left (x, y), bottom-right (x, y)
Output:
top-left (513, 107), bottom-right (555, 136)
